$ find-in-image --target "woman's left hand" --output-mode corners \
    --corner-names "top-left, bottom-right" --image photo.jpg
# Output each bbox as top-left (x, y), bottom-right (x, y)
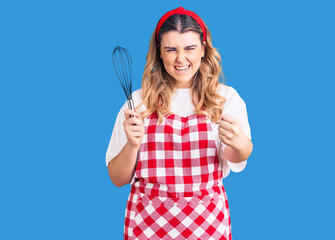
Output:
top-left (218, 114), bottom-right (248, 151)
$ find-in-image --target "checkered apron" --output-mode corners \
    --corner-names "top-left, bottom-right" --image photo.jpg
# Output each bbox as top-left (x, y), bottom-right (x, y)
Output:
top-left (124, 113), bottom-right (232, 240)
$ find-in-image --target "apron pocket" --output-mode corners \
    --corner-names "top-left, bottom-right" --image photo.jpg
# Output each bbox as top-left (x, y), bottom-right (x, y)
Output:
top-left (133, 193), bottom-right (229, 239)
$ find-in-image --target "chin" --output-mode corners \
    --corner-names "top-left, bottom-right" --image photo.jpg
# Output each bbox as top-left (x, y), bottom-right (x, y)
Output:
top-left (173, 77), bottom-right (193, 87)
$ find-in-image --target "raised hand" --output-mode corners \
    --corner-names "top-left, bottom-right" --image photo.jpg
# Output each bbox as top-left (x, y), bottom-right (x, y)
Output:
top-left (123, 109), bottom-right (145, 149)
top-left (218, 114), bottom-right (248, 151)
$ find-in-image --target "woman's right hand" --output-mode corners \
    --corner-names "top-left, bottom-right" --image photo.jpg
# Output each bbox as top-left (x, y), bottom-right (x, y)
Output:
top-left (123, 109), bottom-right (144, 149)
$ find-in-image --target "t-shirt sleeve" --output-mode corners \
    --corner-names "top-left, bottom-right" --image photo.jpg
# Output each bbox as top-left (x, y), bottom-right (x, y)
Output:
top-left (105, 102), bottom-right (128, 167)
top-left (218, 88), bottom-right (252, 176)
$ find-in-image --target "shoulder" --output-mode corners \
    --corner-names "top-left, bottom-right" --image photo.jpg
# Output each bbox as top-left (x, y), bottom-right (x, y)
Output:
top-left (217, 84), bottom-right (239, 100)
top-left (217, 84), bottom-right (247, 110)
top-left (117, 88), bottom-right (144, 113)
top-left (132, 88), bottom-right (143, 103)
top-left (132, 88), bottom-right (146, 111)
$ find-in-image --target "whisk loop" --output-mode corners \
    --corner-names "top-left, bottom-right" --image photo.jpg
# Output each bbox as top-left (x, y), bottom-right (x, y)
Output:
top-left (112, 46), bottom-right (135, 111)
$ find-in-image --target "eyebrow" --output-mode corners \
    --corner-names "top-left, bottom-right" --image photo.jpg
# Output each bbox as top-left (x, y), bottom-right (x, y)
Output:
top-left (164, 45), bottom-right (198, 50)
top-left (185, 45), bottom-right (198, 48)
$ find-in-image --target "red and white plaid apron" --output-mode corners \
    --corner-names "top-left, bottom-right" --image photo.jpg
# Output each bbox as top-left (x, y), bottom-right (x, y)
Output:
top-left (124, 113), bottom-right (232, 240)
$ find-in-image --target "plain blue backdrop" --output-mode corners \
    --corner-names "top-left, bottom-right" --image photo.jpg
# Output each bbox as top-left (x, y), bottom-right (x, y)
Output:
top-left (1, 0), bottom-right (334, 239)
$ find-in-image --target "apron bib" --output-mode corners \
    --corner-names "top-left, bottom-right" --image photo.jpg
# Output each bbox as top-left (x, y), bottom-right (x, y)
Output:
top-left (124, 113), bottom-right (232, 240)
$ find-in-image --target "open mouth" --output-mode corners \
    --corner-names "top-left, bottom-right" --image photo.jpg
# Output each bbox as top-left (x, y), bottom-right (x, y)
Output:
top-left (174, 65), bottom-right (190, 72)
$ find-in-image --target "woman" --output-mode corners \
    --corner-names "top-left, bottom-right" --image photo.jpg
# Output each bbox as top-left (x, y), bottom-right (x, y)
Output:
top-left (106, 7), bottom-right (253, 240)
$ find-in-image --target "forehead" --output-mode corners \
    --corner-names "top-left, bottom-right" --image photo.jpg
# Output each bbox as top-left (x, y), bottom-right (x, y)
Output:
top-left (160, 31), bottom-right (201, 46)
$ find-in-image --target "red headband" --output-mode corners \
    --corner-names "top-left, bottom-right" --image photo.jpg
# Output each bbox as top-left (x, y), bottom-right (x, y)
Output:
top-left (156, 7), bottom-right (207, 42)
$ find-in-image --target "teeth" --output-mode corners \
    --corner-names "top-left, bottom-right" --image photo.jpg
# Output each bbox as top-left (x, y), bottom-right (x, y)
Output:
top-left (175, 66), bottom-right (189, 71)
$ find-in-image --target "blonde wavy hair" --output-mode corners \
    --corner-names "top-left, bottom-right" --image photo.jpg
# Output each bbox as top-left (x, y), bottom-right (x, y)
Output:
top-left (138, 14), bottom-right (226, 124)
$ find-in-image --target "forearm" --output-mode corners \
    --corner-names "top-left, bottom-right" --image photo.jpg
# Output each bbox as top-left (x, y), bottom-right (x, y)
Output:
top-left (224, 138), bottom-right (253, 163)
top-left (107, 142), bottom-right (139, 187)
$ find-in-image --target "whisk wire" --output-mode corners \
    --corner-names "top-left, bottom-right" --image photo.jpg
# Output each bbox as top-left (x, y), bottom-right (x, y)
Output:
top-left (112, 46), bottom-right (133, 101)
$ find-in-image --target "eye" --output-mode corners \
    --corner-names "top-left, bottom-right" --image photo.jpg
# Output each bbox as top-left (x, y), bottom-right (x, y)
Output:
top-left (185, 47), bottom-right (195, 51)
top-left (165, 47), bottom-right (177, 52)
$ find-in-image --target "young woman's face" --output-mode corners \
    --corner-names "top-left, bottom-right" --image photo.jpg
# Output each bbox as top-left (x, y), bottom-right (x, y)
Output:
top-left (160, 31), bottom-right (205, 88)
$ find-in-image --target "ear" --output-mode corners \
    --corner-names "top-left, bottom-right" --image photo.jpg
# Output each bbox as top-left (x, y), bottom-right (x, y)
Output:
top-left (202, 41), bottom-right (206, 58)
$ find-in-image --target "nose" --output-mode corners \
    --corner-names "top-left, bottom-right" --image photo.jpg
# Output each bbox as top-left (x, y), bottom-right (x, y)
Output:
top-left (176, 51), bottom-right (186, 63)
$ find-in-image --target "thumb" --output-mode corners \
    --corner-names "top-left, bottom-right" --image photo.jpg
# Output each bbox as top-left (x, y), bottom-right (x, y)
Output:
top-left (135, 108), bottom-right (142, 119)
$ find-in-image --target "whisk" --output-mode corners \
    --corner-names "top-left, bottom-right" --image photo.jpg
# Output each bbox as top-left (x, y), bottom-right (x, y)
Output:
top-left (112, 46), bottom-right (135, 111)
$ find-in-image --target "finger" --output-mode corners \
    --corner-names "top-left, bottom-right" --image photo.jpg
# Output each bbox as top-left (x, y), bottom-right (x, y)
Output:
top-left (125, 127), bottom-right (144, 138)
top-left (128, 131), bottom-right (144, 137)
top-left (124, 117), bottom-right (143, 127)
top-left (221, 114), bottom-right (237, 124)
top-left (218, 128), bottom-right (233, 139)
top-left (126, 125), bottom-right (144, 132)
top-left (219, 120), bottom-right (233, 131)
top-left (124, 109), bottom-right (139, 119)
top-left (218, 132), bottom-right (231, 145)
top-left (221, 137), bottom-right (232, 147)
top-left (218, 127), bottom-right (227, 135)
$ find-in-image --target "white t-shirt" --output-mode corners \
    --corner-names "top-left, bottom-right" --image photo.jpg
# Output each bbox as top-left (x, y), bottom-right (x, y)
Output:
top-left (105, 84), bottom-right (251, 178)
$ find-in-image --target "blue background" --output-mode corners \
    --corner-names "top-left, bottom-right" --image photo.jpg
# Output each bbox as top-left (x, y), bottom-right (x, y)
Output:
top-left (1, 0), bottom-right (334, 239)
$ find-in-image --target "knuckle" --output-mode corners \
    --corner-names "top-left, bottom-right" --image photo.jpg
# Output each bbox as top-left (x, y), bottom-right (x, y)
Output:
top-left (231, 127), bottom-right (237, 134)
top-left (232, 125), bottom-right (239, 134)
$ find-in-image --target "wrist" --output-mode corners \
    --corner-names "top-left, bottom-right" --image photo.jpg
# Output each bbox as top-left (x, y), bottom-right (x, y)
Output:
top-left (236, 132), bottom-right (249, 154)
top-left (224, 136), bottom-right (252, 163)
top-left (126, 141), bottom-right (141, 152)
top-left (236, 135), bottom-right (253, 160)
